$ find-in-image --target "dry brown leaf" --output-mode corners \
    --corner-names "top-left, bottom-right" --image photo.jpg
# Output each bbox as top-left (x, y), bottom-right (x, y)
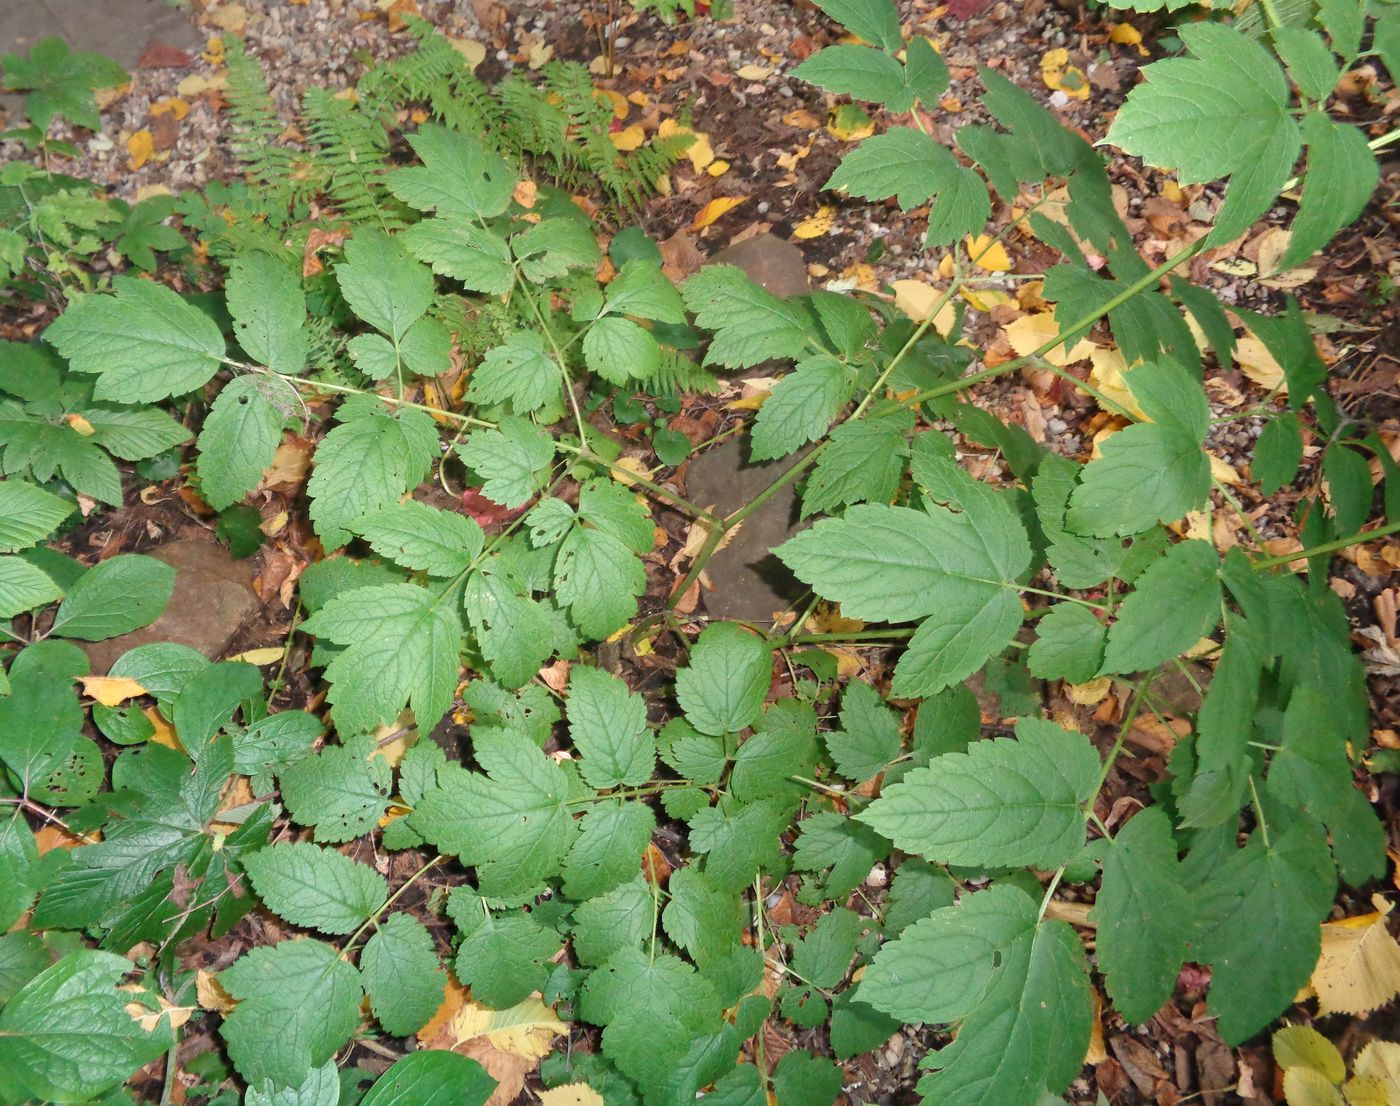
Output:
top-left (78, 675), bottom-right (147, 706)
top-left (1311, 905), bottom-right (1400, 1016)
top-left (196, 969), bottom-right (237, 1014)
top-left (658, 229), bottom-right (704, 282)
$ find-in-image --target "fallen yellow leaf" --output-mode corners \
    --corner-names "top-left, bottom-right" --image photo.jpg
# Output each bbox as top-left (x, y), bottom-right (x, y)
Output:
top-left (597, 89), bottom-right (629, 120)
top-left (658, 118), bottom-right (714, 172)
top-left (690, 195), bottom-right (746, 231)
top-left (610, 456), bottom-right (655, 488)
top-left (149, 97), bottom-right (190, 121)
top-left (195, 970), bottom-right (237, 1014)
top-left (736, 63), bottom-right (772, 79)
top-left (827, 103), bottom-right (875, 141)
top-left (1087, 349), bottom-right (1147, 418)
top-left (1003, 312), bottom-right (1096, 367)
top-left (449, 37), bottom-right (487, 69)
top-left (78, 675), bottom-right (147, 707)
top-left (1109, 23), bottom-right (1149, 56)
top-left (127, 130), bottom-right (154, 170)
top-left (890, 279), bottom-right (956, 337)
top-left (965, 234), bottom-right (1011, 273)
top-left (419, 985), bottom-right (567, 1106)
top-left (1235, 335), bottom-right (1286, 392)
top-left (144, 706), bottom-right (183, 752)
top-left (609, 124), bottom-right (645, 152)
top-left (124, 995), bottom-right (193, 1034)
top-left (1353, 1042), bottom-right (1400, 1102)
top-left (1311, 907), bottom-right (1400, 1016)
top-left (539, 1086), bottom-right (606, 1106)
top-left (793, 205), bottom-right (836, 239)
top-left (228, 646), bottom-right (286, 665)
top-left (706, 159), bottom-right (730, 177)
top-left (1040, 47), bottom-right (1090, 100)
top-left (208, 1), bottom-right (248, 33)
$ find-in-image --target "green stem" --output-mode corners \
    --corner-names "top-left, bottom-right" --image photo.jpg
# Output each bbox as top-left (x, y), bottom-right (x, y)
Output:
top-left (342, 854), bottom-right (446, 957)
top-left (775, 628), bottom-right (918, 647)
top-left (1247, 775), bottom-right (1272, 849)
top-left (1251, 518), bottom-right (1400, 570)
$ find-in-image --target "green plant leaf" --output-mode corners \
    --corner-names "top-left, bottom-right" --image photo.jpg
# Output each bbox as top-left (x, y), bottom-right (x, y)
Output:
top-left (583, 315), bottom-right (662, 386)
top-left (1194, 820), bottom-right (1335, 1044)
top-left (301, 582), bottom-right (462, 735)
top-left (243, 842), bottom-right (387, 935)
top-left (412, 731), bottom-right (576, 903)
top-left (512, 218), bottom-right (602, 282)
top-left (197, 375), bottom-right (288, 511)
top-left (689, 797), bottom-right (789, 891)
top-left (0, 556), bottom-right (61, 618)
top-left (336, 230), bottom-right (433, 344)
top-left (463, 560), bottom-right (554, 689)
top-left (777, 496), bottom-right (1030, 698)
top-left (401, 217), bottom-right (514, 294)
top-left (360, 1052), bottom-right (496, 1106)
top-left (1100, 539), bottom-right (1220, 675)
top-left (857, 718), bottom-right (1099, 868)
top-left (825, 681), bottom-right (902, 783)
top-left (662, 867), bottom-right (744, 965)
top-left (49, 554), bottom-right (174, 641)
top-left (751, 354), bottom-right (854, 461)
top-left (824, 127), bottom-right (990, 245)
top-left (562, 801), bottom-right (656, 901)
top-left (567, 665), bottom-right (655, 789)
top-left (800, 411), bottom-right (914, 519)
top-left (0, 480), bottom-right (73, 553)
top-left (226, 253), bottom-right (308, 375)
top-left (791, 45), bottom-right (913, 110)
top-left (0, 950), bottom-right (170, 1104)
top-left (244, 1061), bottom-right (339, 1106)
top-left (1278, 112), bottom-right (1378, 271)
top-left (219, 938), bottom-right (365, 1088)
top-left (682, 265), bottom-right (809, 369)
top-left (862, 885), bottom-right (1091, 1104)
top-left (1026, 602), bottom-right (1105, 684)
top-left (773, 1050), bottom-right (843, 1106)
top-left (387, 124), bottom-right (515, 219)
top-left (791, 811), bottom-right (890, 899)
top-left (456, 417), bottom-right (556, 510)
top-left (0, 38), bottom-right (128, 130)
top-left (467, 331), bottom-right (562, 412)
top-left (793, 907), bottom-right (862, 989)
top-left (573, 876), bottom-right (653, 965)
top-left (904, 34), bottom-right (950, 105)
top-left (307, 395), bottom-right (438, 550)
top-left (1066, 360), bottom-right (1210, 537)
top-left (45, 276), bottom-right (225, 403)
top-left (1271, 27), bottom-right (1339, 103)
top-left (1253, 412), bottom-right (1303, 495)
top-left (279, 737), bottom-right (391, 844)
top-left (84, 405), bottom-right (189, 461)
top-left (810, 0), bottom-right (905, 52)
top-left (349, 500), bottom-right (485, 578)
top-left (675, 622), bottom-right (772, 736)
top-left (602, 259), bottom-right (687, 323)
top-left (452, 903), bottom-right (559, 1008)
top-left (555, 525), bottom-right (645, 640)
top-left (1106, 23), bottom-right (1299, 244)
top-left (1092, 808), bottom-right (1190, 1025)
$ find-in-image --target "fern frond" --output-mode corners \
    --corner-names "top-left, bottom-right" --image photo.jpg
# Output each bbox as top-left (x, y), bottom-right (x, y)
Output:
top-left (301, 88), bottom-right (407, 231)
top-left (222, 36), bottom-right (301, 219)
top-left (638, 350), bottom-right (721, 397)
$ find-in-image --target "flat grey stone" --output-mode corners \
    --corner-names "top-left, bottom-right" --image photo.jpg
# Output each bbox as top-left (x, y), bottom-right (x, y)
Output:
top-left (82, 540), bottom-right (261, 674)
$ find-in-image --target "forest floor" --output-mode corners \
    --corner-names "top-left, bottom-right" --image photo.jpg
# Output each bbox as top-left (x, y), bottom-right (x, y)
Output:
top-left (4, 0), bottom-right (1400, 1102)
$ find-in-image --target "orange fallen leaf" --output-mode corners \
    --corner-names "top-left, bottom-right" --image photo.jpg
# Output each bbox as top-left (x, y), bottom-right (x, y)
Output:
top-left (690, 196), bottom-right (746, 231)
top-left (127, 130), bottom-right (154, 170)
top-left (149, 97), bottom-right (190, 121)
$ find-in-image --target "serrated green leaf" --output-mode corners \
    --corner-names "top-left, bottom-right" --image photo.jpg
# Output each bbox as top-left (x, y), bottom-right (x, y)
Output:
top-left (360, 1051), bottom-right (496, 1106)
top-left (778, 496), bottom-right (1030, 698)
top-left (751, 354), bottom-right (854, 461)
top-left (227, 253), bottom-right (308, 375)
top-left (791, 811), bottom-right (890, 899)
top-left (84, 404), bottom-right (190, 461)
top-left (682, 265), bottom-right (809, 369)
top-left (567, 666), bottom-right (655, 789)
top-left (512, 218), bottom-right (602, 282)
top-left (0, 556), bottom-right (61, 618)
top-left (825, 127), bottom-right (990, 245)
top-left (825, 681), bottom-right (903, 783)
top-left (1279, 112), bottom-right (1377, 271)
top-left (793, 907), bottom-right (861, 989)
top-left (583, 315), bottom-right (662, 387)
top-left (1066, 361), bottom-right (1210, 537)
top-left (197, 375), bottom-right (288, 511)
top-left (302, 582), bottom-right (461, 734)
top-left (456, 416), bottom-right (555, 510)
top-left (555, 525), bottom-right (645, 640)
top-left (731, 723), bottom-right (817, 803)
top-left (858, 718), bottom-right (1099, 868)
top-left (0, 950), bottom-right (170, 1105)
top-left (1101, 540), bottom-right (1220, 675)
top-left (603, 259), bottom-right (687, 323)
top-left (463, 559), bottom-right (554, 689)
top-left (1254, 412), bottom-right (1303, 495)
top-left (562, 801), bottom-right (655, 901)
top-left (244, 1062), bottom-right (339, 1106)
top-left (1027, 602), bottom-right (1105, 684)
top-left (219, 939), bottom-right (364, 1088)
top-left (49, 554), bottom-right (174, 641)
top-left (675, 622), bottom-right (771, 736)
top-left (792, 45), bottom-right (913, 109)
top-left (467, 331), bottom-right (562, 412)
top-left (810, 0), bottom-right (904, 51)
top-left (453, 903), bottom-right (559, 1008)
top-left (412, 731), bottom-right (575, 903)
top-left (1, 37), bottom-right (127, 130)
top-left (904, 34), bottom-right (949, 105)
top-left (307, 396), bottom-right (438, 550)
top-left (386, 124), bottom-right (514, 219)
top-left (862, 885), bottom-right (1091, 1105)
top-left (1107, 24), bottom-right (1299, 244)
top-left (689, 797), bottom-right (789, 891)
top-left (45, 276), bottom-right (224, 403)
top-left (337, 230), bottom-right (433, 344)
top-left (0, 480), bottom-right (73, 553)
top-left (279, 737), bottom-right (392, 844)
top-left (773, 1050), bottom-right (843, 1106)
top-left (1092, 808), bottom-right (1189, 1025)
top-left (800, 411), bottom-right (913, 519)
top-left (1271, 27), bottom-right (1340, 103)
top-left (1194, 821), bottom-right (1335, 1044)
top-left (244, 842), bottom-right (387, 935)
top-left (349, 500), bottom-right (484, 577)
top-left (401, 216), bottom-right (514, 294)
top-left (662, 867), bottom-right (743, 965)
top-left (572, 876), bottom-right (653, 964)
